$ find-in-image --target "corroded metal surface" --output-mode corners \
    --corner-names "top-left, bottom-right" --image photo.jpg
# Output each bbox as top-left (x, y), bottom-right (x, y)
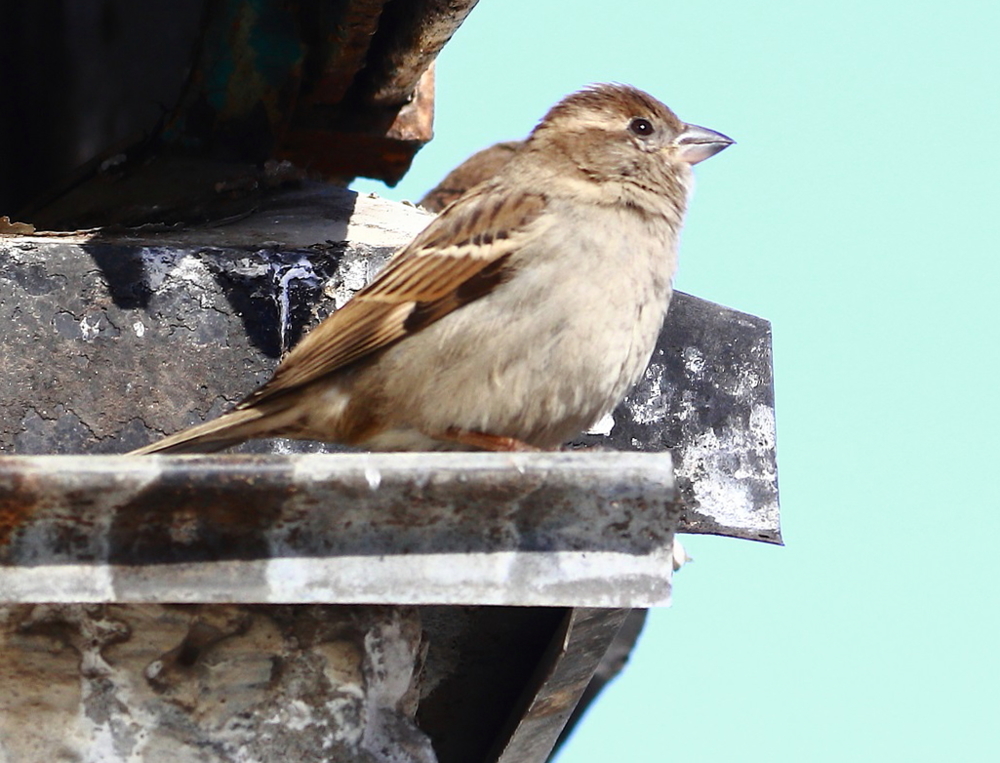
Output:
top-left (0, 452), bottom-right (679, 607)
top-left (280, 66), bottom-right (438, 183)
top-left (551, 608), bottom-right (649, 757)
top-left (363, 0), bottom-right (479, 106)
top-left (573, 295), bottom-right (780, 544)
top-left (0, 186), bottom-right (422, 453)
top-left (0, 599), bottom-right (617, 763)
top-left (416, 606), bottom-right (568, 763)
top-left (12, 0), bottom-right (475, 229)
top-left (160, 0), bottom-right (306, 155)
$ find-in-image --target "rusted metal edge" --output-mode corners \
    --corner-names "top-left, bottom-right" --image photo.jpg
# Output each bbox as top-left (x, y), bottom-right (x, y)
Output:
top-left (489, 607), bottom-right (633, 763)
top-left (0, 452), bottom-right (679, 607)
top-left (362, 0), bottom-right (480, 106)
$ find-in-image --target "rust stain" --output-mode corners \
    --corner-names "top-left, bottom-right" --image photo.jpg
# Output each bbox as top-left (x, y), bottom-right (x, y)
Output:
top-left (0, 465), bottom-right (42, 549)
top-left (107, 465), bottom-right (296, 565)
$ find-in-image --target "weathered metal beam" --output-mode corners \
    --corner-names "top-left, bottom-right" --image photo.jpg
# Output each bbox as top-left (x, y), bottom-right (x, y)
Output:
top-left (0, 452), bottom-right (679, 607)
top-left (0, 157), bottom-right (780, 763)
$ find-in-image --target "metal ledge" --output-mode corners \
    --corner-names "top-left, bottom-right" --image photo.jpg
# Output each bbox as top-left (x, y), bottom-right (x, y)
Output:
top-left (0, 452), bottom-right (679, 607)
top-left (0, 189), bottom-right (780, 548)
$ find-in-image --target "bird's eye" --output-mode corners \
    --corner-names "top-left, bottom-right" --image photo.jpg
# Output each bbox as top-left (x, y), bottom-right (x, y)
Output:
top-left (629, 118), bottom-right (655, 136)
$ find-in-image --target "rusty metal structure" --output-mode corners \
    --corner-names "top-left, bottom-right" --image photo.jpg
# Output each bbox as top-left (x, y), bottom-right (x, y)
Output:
top-left (0, 2), bottom-right (780, 762)
top-left (1, 0), bottom-right (476, 229)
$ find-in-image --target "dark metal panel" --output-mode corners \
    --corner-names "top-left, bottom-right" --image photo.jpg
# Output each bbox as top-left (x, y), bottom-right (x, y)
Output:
top-left (550, 608), bottom-right (649, 759)
top-left (573, 293), bottom-right (781, 544)
top-left (490, 608), bottom-right (633, 763)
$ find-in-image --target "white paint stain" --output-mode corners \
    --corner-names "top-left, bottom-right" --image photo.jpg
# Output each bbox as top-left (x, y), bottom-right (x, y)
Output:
top-left (282, 700), bottom-right (315, 732)
top-left (630, 364), bottom-right (666, 425)
top-left (586, 411), bottom-right (616, 436)
top-left (273, 257), bottom-right (319, 355)
top-left (676, 402), bottom-right (780, 531)
top-left (750, 403), bottom-right (777, 454)
top-left (364, 465), bottom-right (382, 491)
top-left (683, 346), bottom-right (706, 376)
top-left (132, 321), bottom-right (145, 337)
top-left (324, 252), bottom-right (390, 309)
top-left (80, 315), bottom-right (101, 341)
top-left (141, 249), bottom-right (220, 294)
top-left (139, 248), bottom-right (181, 291)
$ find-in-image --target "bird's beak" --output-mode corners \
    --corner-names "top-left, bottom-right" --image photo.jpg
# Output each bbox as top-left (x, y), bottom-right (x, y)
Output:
top-left (675, 124), bottom-right (734, 165)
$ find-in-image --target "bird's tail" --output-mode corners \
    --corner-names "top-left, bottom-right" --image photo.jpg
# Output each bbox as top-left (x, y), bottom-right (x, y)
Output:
top-left (127, 407), bottom-right (272, 455)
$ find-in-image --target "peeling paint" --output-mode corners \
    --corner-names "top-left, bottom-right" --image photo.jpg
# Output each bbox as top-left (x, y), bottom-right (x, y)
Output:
top-left (682, 346), bottom-right (705, 376)
top-left (365, 464), bottom-right (383, 490)
top-left (324, 247), bottom-right (392, 309)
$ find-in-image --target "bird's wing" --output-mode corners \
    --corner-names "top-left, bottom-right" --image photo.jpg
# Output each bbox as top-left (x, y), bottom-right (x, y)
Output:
top-left (240, 187), bottom-right (548, 407)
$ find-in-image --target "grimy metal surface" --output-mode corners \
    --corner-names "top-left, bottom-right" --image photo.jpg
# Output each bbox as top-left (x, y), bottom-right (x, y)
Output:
top-left (0, 452), bottom-right (679, 607)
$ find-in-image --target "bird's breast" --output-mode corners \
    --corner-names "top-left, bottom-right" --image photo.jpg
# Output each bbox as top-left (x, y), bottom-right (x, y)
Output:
top-left (373, 202), bottom-right (679, 447)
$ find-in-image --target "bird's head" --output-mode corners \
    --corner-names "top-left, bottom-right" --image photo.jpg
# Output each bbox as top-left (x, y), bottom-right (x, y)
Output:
top-left (528, 83), bottom-right (733, 189)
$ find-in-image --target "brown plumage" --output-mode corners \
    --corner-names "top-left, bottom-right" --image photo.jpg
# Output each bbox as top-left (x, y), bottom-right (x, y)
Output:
top-left (419, 140), bottom-right (522, 212)
top-left (130, 84), bottom-right (732, 455)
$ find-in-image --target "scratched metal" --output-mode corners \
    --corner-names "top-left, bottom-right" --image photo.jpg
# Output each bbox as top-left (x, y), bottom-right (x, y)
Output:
top-left (0, 451), bottom-right (679, 606)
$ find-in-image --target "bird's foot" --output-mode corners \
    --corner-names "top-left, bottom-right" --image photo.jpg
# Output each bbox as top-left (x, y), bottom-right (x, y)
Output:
top-left (441, 428), bottom-right (541, 452)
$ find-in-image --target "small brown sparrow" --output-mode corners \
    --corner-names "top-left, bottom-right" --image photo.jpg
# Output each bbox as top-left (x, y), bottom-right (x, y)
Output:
top-left (130, 84), bottom-right (732, 455)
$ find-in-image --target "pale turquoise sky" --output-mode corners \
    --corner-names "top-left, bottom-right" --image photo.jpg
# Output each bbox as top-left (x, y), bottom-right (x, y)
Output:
top-left (355, 1), bottom-right (1000, 760)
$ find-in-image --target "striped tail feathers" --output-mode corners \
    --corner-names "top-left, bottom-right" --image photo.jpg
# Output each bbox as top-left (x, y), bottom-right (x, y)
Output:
top-left (127, 406), bottom-right (271, 455)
